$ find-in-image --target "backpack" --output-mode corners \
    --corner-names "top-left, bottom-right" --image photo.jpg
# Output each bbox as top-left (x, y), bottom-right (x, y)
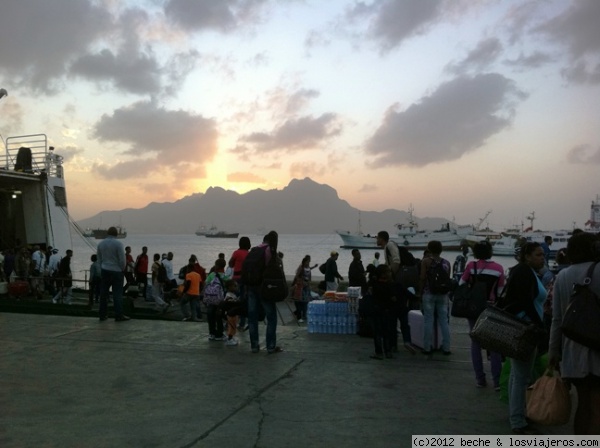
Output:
top-left (157, 262), bottom-right (168, 283)
top-left (427, 259), bottom-right (451, 294)
top-left (260, 251), bottom-right (288, 302)
top-left (241, 245), bottom-right (267, 286)
top-left (318, 262), bottom-right (326, 274)
top-left (203, 274), bottom-right (225, 306)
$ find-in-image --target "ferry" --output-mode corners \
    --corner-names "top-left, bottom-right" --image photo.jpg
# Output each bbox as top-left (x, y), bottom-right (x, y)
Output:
top-left (0, 133), bottom-right (73, 252)
top-left (204, 226), bottom-right (239, 239)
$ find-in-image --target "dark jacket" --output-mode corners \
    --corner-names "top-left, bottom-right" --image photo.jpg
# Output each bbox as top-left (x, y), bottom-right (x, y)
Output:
top-left (348, 259), bottom-right (366, 288)
top-left (500, 262), bottom-right (542, 326)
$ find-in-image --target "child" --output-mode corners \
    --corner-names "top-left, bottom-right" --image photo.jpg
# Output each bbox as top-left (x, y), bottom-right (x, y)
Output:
top-left (222, 279), bottom-right (241, 346)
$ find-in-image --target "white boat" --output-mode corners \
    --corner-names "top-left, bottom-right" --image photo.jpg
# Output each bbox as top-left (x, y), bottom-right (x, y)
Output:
top-left (0, 133), bottom-right (73, 252)
top-left (585, 195), bottom-right (600, 233)
top-left (336, 206), bottom-right (473, 251)
top-left (488, 235), bottom-right (519, 257)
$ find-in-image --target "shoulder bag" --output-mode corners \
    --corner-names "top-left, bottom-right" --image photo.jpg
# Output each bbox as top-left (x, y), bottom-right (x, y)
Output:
top-left (470, 305), bottom-right (546, 361)
top-left (561, 262), bottom-right (600, 350)
top-left (451, 262), bottom-right (488, 319)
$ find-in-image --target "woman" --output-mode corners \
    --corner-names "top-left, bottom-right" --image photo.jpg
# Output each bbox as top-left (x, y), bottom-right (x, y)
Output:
top-left (228, 236), bottom-right (251, 329)
top-left (501, 242), bottom-right (546, 435)
top-left (292, 255), bottom-right (317, 322)
top-left (459, 241), bottom-right (505, 389)
top-left (549, 232), bottom-right (600, 435)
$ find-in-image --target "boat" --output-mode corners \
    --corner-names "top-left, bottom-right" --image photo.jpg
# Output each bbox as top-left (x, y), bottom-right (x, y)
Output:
top-left (585, 195), bottom-right (600, 233)
top-left (195, 225), bottom-right (208, 236)
top-left (204, 226), bottom-right (239, 239)
top-left (0, 131), bottom-right (73, 252)
top-left (82, 227), bottom-right (94, 238)
top-left (92, 226), bottom-right (127, 239)
top-left (488, 235), bottom-right (519, 257)
top-left (336, 206), bottom-right (473, 251)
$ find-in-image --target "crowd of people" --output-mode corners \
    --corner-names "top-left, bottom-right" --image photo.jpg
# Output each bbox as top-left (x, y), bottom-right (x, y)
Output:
top-left (2, 227), bottom-right (599, 434)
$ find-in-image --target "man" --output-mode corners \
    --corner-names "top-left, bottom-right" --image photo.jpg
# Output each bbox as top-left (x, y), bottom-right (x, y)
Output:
top-left (161, 252), bottom-right (177, 293)
top-left (97, 226), bottom-right (128, 321)
top-left (540, 236), bottom-right (553, 267)
top-left (134, 246), bottom-right (149, 298)
top-left (246, 231), bottom-right (283, 354)
top-left (47, 248), bottom-right (61, 296)
top-left (376, 231), bottom-right (400, 281)
top-left (372, 252), bottom-right (381, 267)
top-left (52, 250), bottom-right (73, 304)
top-left (124, 246), bottom-right (135, 291)
top-left (324, 251), bottom-right (343, 291)
top-left (348, 249), bottom-right (367, 290)
top-left (30, 245), bottom-right (45, 299)
top-left (179, 258), bottom-right (201, 322)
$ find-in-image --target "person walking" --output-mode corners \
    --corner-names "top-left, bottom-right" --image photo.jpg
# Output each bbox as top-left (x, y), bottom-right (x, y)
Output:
top-left (459, 241), bottom-right (505, 389)
top-left (324, 251), bottom-right (343, 291)
top-left (97, 227), bottom-right (129, 322)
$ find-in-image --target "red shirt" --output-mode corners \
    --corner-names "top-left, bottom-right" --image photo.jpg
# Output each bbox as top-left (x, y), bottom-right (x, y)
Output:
top-left (229, 249), bottom-right (249, 280)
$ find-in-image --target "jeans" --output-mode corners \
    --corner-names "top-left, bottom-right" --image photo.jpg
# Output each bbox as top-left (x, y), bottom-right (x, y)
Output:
top-left (422, 292), bottom-right (451, 352)
top-left (247, 286), bottom-right (277, 351)
top-left (236, 280), bottom-right (246, 327)
top-left (508, 349), bottom-right (537, 429)
top-left (467, 318), bottom-right (502, 386)
top-left (89, 278), bottom-right (101, 306)
top-left (206, 304), bottom-right (224, 338)
top-left (100, 269), bottom-right (125, 319)
top-left (180, 294), bottom-right (199, 319)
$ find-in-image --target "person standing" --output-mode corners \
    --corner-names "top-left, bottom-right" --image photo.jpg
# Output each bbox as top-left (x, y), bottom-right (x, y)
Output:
top-left (228, 236), bottom-right (251, 329)
top-left (372, 252), bottom-right (381, 267)
top-left (97, 227), bottom-right (128, 322)
top-left (376, 231), bottom-right (400, 281)
top-left (459, 241), bottom-right (505, 389)
top-left (150, 253), bottom-right (168, 312)
top-left (549, 232), bottom-right (600, 435)
top-left (370, 264), bottom-right (397, 360)
top-left (540, 236), bottom-right (553, 267)
top-left (292, 255), bottom-right (316, 322)
top-left (499, 242), bottom-right (546, 435)
top-left (52, 250), bottom-right (73, 304)
top-left (134, 246), bottom-right (149, 299)
top-left (348, 249), bottom-right (367, 291)
top-left (124, 246), bottom-right (135, 292)
top-left (246, 231), bottom-right (283, 354)
top-left (30, 245), bottom-right (45, 299)
top-left (324, 251), bottom-right (343, 291)
top-left (179, 258), bottom-right (201, 322)
top-left (417, 240), bottom-right (452, 356)
top-left (162, 252), bottom-right (177, 294)
top-left (89, 254), bottom-right (102, 307)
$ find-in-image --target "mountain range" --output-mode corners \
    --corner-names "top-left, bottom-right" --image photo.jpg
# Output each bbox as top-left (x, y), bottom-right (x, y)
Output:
top-left (77, 177), bottom-right (450, 235)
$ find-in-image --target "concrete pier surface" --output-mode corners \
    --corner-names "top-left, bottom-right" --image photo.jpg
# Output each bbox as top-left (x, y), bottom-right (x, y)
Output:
top-left (0, 303), bottom-right (572, 448)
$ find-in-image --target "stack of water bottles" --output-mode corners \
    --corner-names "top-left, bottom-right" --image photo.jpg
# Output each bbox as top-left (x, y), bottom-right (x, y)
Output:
top-left (307, 299), bottom-right (358, 334)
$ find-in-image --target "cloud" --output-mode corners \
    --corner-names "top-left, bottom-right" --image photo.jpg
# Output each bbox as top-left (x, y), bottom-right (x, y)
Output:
top-left (59, 145), bottom-right (85, 163)
top-left (227, 172), bottom-right (267, 183)
top-left (0, 0), bottom-right (112, 94)
top-left (240, 113), bottom-right (342, 152)
top-left (0, 97), bottom-right (24, 134)
top-left (164, 0), bottom-right (268, 32)
top-left (567, 144), bottom-right (600, 164)
top-left (504, 51), bottom-right (554, 69)
top-left (92, 100), bottom-right (218, 179)
top-left (358, 184), bottom-right (378, 193)
top-left (365, 73), bottom-right (527, 167)
top-left (535, 1), bottom-right (600, 84)
top-left (289, 161), bottom-right (327, 178)
top-left (447, 38), bottom-right (503, 74)
top-left (347, 0), bottom-right (441, 52)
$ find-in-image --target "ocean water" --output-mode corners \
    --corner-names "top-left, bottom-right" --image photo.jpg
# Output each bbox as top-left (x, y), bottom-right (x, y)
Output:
top-left (68, 233), bottom-right (520, 286)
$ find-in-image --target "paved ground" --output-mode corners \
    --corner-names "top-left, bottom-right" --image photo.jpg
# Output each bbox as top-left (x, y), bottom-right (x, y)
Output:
top-left (0, 297), bottom-right (573, 448)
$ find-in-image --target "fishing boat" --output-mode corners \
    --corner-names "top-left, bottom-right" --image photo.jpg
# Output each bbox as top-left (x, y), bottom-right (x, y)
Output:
top-left (195, 225), bottom-right (208, 236)
top-left (82, 227), bottom-right (94, 237)
top-left (91, 226), bottom-right (127, 239)
top-left (0, 132), bottom-right (73, 251)
top-left (204, 226), bottom-right (239, 239)
top-left (336, 206), bottom-right (473, 250)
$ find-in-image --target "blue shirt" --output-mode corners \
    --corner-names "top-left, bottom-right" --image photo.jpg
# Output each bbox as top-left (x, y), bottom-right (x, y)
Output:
top-left (97, 236), bottom-right (126, 272)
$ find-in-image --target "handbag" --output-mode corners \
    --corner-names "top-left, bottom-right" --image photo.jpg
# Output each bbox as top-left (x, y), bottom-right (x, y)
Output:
top-left (451, 263), bottom-right (488, 319)
top-left (470, 306), bottom-right (545, 361)
top-left (561, 262), bottom-right (600, 350)
top-left (526, 367), bottom-right (571, 426)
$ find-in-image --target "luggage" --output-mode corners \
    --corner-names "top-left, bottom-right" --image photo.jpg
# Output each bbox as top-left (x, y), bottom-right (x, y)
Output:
top-left (408, 310), bottom-right (443, 350)
top-left (8, 280), bottom-right (29, 298)
top-left (15, 147), bottom-right (33, 172)
top-left (0, 282), bottom-right (7, 295)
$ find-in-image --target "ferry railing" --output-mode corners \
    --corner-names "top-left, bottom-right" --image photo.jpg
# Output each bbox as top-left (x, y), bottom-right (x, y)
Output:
top-left (2, 134), bottom-right (64, 178)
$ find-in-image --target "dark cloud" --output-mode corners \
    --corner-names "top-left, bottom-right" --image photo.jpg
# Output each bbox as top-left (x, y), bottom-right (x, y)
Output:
top-left (164, 0), bottom-right (267, 32)
top-left (92, 100), bottom-right (218, 179)
top-left (365, 74), bottom-right (527, 167)
top-left (447, 38), bottom-right (503, 74)
top-left (504, 51), bottom-right (554, 69)
top-left (241, 113), bottom-right (342, 152)
top-left (567, 144), bottom-right (600, 164)
top-left (535, 1), bottom-right (600, 84)
top-left (0, 0), bottom-right (112, 93)
top-left (347, 0), bottom-right (441, 52)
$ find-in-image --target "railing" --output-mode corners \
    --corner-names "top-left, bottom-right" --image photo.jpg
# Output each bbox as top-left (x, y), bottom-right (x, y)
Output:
top-left (2, 134), bottom-right (64, 178)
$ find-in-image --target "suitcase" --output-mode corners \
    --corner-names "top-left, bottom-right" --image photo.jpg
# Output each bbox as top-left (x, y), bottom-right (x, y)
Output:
top-left (408, 310), bottom-right (443, 350)
top-left (8, 280), bottom-right (29, 298)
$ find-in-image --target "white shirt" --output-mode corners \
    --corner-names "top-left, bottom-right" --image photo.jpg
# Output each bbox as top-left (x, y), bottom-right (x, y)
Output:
top-left (162, 259), bottom-right (175, 281)
top-left (32, 250), bottom-right (45, 271)
top-left (48, 253), bottom-right (61, 274)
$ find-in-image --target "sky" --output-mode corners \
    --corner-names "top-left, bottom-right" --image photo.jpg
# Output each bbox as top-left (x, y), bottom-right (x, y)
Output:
top-left (1, 0), bottom-right (599, 231)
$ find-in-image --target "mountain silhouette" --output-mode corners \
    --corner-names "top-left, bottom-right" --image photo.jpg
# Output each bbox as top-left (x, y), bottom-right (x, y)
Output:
top-left (77, 177), bottom-right (449, 234)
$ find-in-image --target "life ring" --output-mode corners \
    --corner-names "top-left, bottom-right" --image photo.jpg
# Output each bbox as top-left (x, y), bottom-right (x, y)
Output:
top-left (403, 240), bottom-right (409, 246)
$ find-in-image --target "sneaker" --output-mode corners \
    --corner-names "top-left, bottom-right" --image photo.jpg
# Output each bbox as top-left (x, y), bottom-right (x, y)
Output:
top-left (213, 336), bottom-right (224, 341)
top-left (476, 381), bottom-right (487, 388)
top-left (226, 338), bottom-right (239, 346)
top-left (251, 347), bottom-right (260, 353)
top-left (370, 353), bottom-right (384, 360)
top-left (208, 334), bottom-right (216, 341)
top-left (182, 317), bottom-right (190, 321)
top-left (494, 385), bottom-right (501, 392)
top-left (298, 318), bottom-right (304, 323)
top-left (242, 325), bottom-right (249, 332)
top-left (267, 346), bottom-right (283, 354)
